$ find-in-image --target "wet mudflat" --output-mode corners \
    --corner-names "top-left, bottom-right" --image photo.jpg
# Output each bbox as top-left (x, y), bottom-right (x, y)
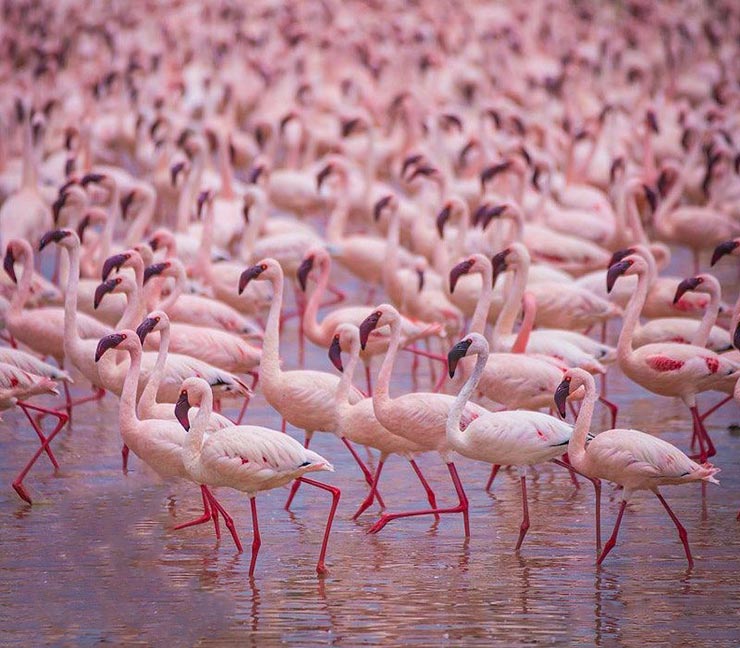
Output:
top-left (1, 257), bottom-right (739, 647)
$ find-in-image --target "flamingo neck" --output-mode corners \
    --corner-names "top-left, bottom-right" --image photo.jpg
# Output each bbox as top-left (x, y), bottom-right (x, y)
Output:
top-left (137, 325), bottom-right (169, 416)
top-left (184, 388), bottom-right (212, 462)
top-left (624, 184), bottom-right (649, 245)
top-left (653, 142), bottom-right (701, 233)
top-left (10, 247), bottom-right (34, 315)
top-left (216, 137), bottom-right (235, 200)
top-left (196, 203), bottom-right (215, 273)
top-left (239, 191), bottom-right (265, 263)
top-left (373, 316), bottom-right (401, 418)
top-left (157, 267), bottom-right (185, 312)
top-left (617, 268), bottom-right (649, 367)
top-left (303, 260), bottom-right (329, 343)
top-left (98, 188), bottom-right (120, 275)
top-left (502, 207), bottom-right (525, 246)
top-left (494, 258), bottom-right (528, 341)
top-left (261, 273), bottom-right (283, 384)
top-left (125, 190), bottom-right (155, 246)
top-left (336, 343), bottom-right (360, 411)
top-left (511, 293), bottom-right (535, 353)
top-left (326, 194), bottom-right (350, 243)
top-left (120, 344), bottom-right (143, 440)
top-left (382, 208), bottom-right (402, 300)
top-left (447, 348), bottom-right (487, 450)
top-left (470, 263), bottom-right (493, 336)
top-left (692, 284), bottom-right (720, 348)
top-left (21, 119), bottom-right (38, 190)
top-left (568, 378), bottom-right (596, 467)
top-left (452, 201), bottom-right (470, 262)
top-left (117, 285), bottom-right (142, 331)
top-left (62, 244), bottom-right (81, 347)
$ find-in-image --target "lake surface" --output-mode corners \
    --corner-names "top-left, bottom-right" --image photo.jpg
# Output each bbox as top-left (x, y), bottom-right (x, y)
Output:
top-left (1, 251), bottom-right (738, 647)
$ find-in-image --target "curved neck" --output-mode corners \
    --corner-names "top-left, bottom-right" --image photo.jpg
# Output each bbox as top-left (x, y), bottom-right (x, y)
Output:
top-left (63, 244), bottom-right (81, 347)
top-left (303, 260), bottom-right (329, 342)
top-left (326, 194), bottom-right (351, 243)
top-left (654, 144), bottom-right (701, 230)
top-left (470, 263), bottom-right (493, 335)
top-left (617, 269), bottom-right (649, 366)
top-left (239, 192), bottom-right (266, 262)
top-left (261, 273), bottom-right (284, 384)
top-left (447, 349), bottom-right (487, 448)
top-left (157, 266), bottom-right (185, 312)
top-left (120, 344), bottom-right (143, 431)
top-left (185, 387), bottom-right (212, 459)
top-left (118, 285), bottom-right (142, 330)
top-left (10, 248), bottom-right (34, 315)
top-left (336, 343), bottom-right (361, 409)
top-left (373, 316), bottom-right (401, 416)
top-left (568, 378), bottom-right (596, 464)
top-left (503, 207), bottom-right (524, 245)
top-left (692, 284), bottom-right (720, 347)
top-left (494, 258), bottom-right (528, 340)
top-left (138, 325), bottom-right (169, 415)
top-left (21, 119), bottom-right (38, 190)
top-left (511, 293), bottom-right (535, 353)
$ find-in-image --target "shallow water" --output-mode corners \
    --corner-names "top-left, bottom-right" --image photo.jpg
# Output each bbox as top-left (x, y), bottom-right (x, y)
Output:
top-left (1, 253), bottom-right (739, 647)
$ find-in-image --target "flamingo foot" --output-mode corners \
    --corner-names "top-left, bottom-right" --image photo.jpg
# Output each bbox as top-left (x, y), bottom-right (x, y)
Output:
top-left (299, 477), bottom-right (341, 575)
top-left (12, 481), bottom-right (33, 505)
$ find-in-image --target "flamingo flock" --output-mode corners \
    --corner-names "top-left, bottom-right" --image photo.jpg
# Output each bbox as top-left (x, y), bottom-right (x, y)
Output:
top-left (0, 0), bottom-right (737, 578)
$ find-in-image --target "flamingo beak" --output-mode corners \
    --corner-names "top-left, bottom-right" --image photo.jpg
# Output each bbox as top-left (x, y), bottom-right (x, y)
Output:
top-left (94, 279), bottom-right (117, 309)
top-left (3, 248), bottom-right (17, 284)
top-left (95, 333), bottom-right (126, 362)
top-left (52, 193), bottom-right (68, 223)
top-left (436, 204), bottom-right (451, 238)
top-left (373, 195), bottom-right (393, 221)
top-left (490, 249), bottom-right (510, 287)
top-left (196, 191), bottom-right (210, 218)
top-left (39, 229), bottom-right (69, 251)
top-left (711, 240), bottom-right (738, 266)
top-left (135, 317), bottom-right (158, 344)
top-left (328, 335), bottom-right (343, 372)
top-left (238, 265), bottom-right (264, 294)
top-left (673, 277), bottom-right (701, 304)
top-left (297, 256), bottom-right (314, 292)
top-left (248, 165), bottom-right (264, 184)
top-left (734, 322), bottom-right (740, 351)
top-left (170, 161), bottom-right (186, 187)
top-left (359, 312), bottom-right (381, 350)
top-left (449, 259), bottom-right (473, 293)
top-left (606, 260), bottom-right (632, 293)
top-left (447, 338), bottom-right (473, 378)
top-left (148, 237), bottom-right (160, 251)
top-left (102, 253), bottom-right (129, 281)
top-left (77, 214), bottom-right (92, 242)
top-left (416, 268), bottom-right (425, 292)
top-left (478, 204), bottom-right (507, 230)
top-left (554, 379), bottom-right (571, 418)
top-left (642, 184), bottom-right (658, 213)
top-left (80, 173), bottom-right (105, 186)
top-left (316, 164), bottom-right (333, 191)
top-left (143, 262), bottom-right (168, 284)
top-left (174, 390), bottom-right (191, 430)
top-left (607, 248), bottom-right (635, 268)
top-left (120, 190), bottom-right (136, 220)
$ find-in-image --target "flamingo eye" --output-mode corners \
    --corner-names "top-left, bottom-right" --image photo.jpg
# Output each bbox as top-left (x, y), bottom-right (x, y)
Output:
top-left (121, 333), bottom-right (127, 339)
top-left (374, 310), bottom-right (382, 317)
top-left (565, 376), bottom-right (571, 383)
top-left (115, 277), bottom-right (122, 284)
top-left (260, 263), bottom-right (267, 270)
top-left (180, 389), bottom-right (187, 397)
top-left (333, 334), bottom-right (339, 341)
top-left (155, 317), bottom-right (160, 323)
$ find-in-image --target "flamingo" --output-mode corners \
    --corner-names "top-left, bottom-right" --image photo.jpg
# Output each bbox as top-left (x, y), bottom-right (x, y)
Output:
top-left (175, 377), bottom-right (341, 576)
top-left (447, 333), bottom-right (601, 550)
top-left (94, 331), bottom-right (240, 549)
top-left (711, 238), bottom-right (740, 266)
top-left (606, 254), bottom-right (739, 462)
top-left (358, 303), bottom-right (488, 535)
top-left (554, 368), bottom-right (720, 568)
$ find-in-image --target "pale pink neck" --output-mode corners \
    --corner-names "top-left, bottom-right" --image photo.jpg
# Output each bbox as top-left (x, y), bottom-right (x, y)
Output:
top-left (10, 246), bottom-right (34, 315)
top-left (568, 377), bottom-right (596, 466)
top-left (303, 259), bottom-right (330, 344)
top-left (494, 257), bottom-right (528, 340)
top-left (261, 273), bottom-right (283, 385)
top-left (373, 315), bottom-right (401, 419)
top-left (120, 344), bottom-right (143, 436)
top-left (511, 292), bottom-right (535, 353)
top-left (617, 267), bottom-right (649, 368)
top-left (469, 263), bottom-right (493, 335)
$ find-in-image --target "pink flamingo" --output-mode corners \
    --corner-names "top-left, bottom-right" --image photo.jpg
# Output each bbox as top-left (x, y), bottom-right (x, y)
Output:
top-left (555, 368), bottom-right (720, 568)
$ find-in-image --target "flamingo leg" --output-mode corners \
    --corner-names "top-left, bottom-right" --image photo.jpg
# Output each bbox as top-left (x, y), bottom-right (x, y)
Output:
top-left (689, 405), bottom-right (714, 462)
top-left (121, 444), bottom-right (130, 473)
top-left (18, 402), bottom-right (62, 468)
top-left (551, 458), bottom-right (601, 554)
top-left (597, 499), bottom-right (627, 565)
top-left (284, 431), bottom-right (314, 510)
top-left (173, 485), bottom-right (219, 537)
top-left (367, 462), bottom-right (469, 537)
top-left (248, 496), bottom-right (262, 577)
top-left (364, 364), bottom-right (373, 397)
top-left (654, 491), bottom-right (693, 568)
top-left (235, 372), bottom-right (260, 425)
top-left (598, 396), bottom-right (618, 428)
top-left (325, 283), bottom-right (346, 307)
top-left (61, 383), bottom-right (105, 419)
top-left (409, 459), bottom-right (439, 519)
top-left (699, 395), bottom-right (732, 423)
top-left (484, 464), bottom-right (501, 491)
top-left (353, 460), bottom-right (385, 520)
top-left (514, 474), bottom-right (530, 551)
top-left (206, 490), bottom-right (243, 552)
top-left (298, 477), bottom-right (341, 575)
top-left (560, 453), bottom-right (580, 489)
top-left (11, 406), bottom-right (68, 504)
top-left (341, 437), bottom-right (385, 508)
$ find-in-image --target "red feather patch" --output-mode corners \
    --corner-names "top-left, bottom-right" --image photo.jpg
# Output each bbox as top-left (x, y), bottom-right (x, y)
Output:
top-left (647, 356), bottom-right (684, 372)
top-left (704, 357), bottom-right (719, 373)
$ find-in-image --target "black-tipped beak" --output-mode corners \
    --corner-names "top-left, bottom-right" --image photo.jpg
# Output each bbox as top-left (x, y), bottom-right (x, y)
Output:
top-left (436, 204), bottom-right (451, 238)
top-left (359, 312), bottom-right (381, 350)
top-left (711, 240), bottom-right (738, 266)
top-left (80, 173), bottom-right (105, 186)
top-left (248, 165), bottom-right (264, 184)
top-left (316, 164), bottom-right (332, 191)
top-left (174, 391), bottom-right (191, 430)
top-left (95, 333), bottom-right (126, 362)
top-left (3, 248), bottom-right (17, 284)
top-left (554, 379), bottom-right (571, 418)
top-left (373, 195), bottom-right (393, 221)
top-left (144, 262), bottom-right (168, 284)
top-left (196, 191), bottom-right (210, 218)
top-left (297, 256), bottom-right (314, 292)
top-left (606, 260), bottom-right (632, 293)
top-left (328, 335), bottom-right (343, 372)
top-left (238, 265), bottom-right (264, 294)
top-left (94, 279), bottom-right (117, 309)
top-left (148, 237), bottom-right (160, 252)
top-left (102, 253), bottom-right (129, 281)
top-left (447, 338), bottom-right (472, 378)
top-left (170, 161), bottom-right (186, 187)
top-left (478, 204), bottom-right (507, 230)
top-left (673, 277), bottom-right (701, 304)
top-left (77, 214), bottom-right (92, 242)
top-left (646, 110), bottom-right (659, 134)
top-left (642, 184), bottom-right (658, 213)
top-left (480, 161), bottom-right (510, 189)
top-left (120, 190), bottom-right (136, 220)
top-left (52, 193), bottom-right (68, 223)
top-left (449, 259), bottom-right (473, 293)
top-left (491, 249), bottom-right (510, 287)
top-left (608, 248), bottom-right (635, 268)
top-left (136, 317), bottom-right (158, 344)
top-left (39, 229), bottom-right (69, 251)
top-left (734, 322), bottom-right (740, 351)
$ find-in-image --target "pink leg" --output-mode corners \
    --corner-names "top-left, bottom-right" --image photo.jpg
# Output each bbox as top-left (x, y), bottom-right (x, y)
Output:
top-left (324, 283), bottom-right (346, 307)
top-left (409, 459), bottom-right (439, 519)
top-left (298, 477), bottom-right (341, 575)
top-left (285, 431), bottom-right (313, 510)
top-left (11, 405), bottom-right (68, 504)
top-left (597, 499), bottom-right (627, 565)
top-left (248, 497), bottom-right (262, 577)
top-left (514, 474), bottom-right (530, 551)
top-left (699, 395), bottom-right (732, 424)
top-left (689, 406), bottom-right (714, 461)
top-left (235, 372), bottom-right (259, 425)
top-left (561, 453), bottom-right (580, 489)
top-left (61, 383), bottom-right (105, 419)
top-left (368, 462), bottom-right (469, 537)
top-left (364, 364), bottom-right (373, 397)
top-left (655, 491), bottom-right (693, 568)
top-left (206, 490), bottom-right (243, 552)
top-left (173, 485), bottom-right (219, 537)
top-left (18, 402), bottom-right (62, 468)
top-left (551, 458), bottom-right (601, 553)
top-left (341, 437), bottom-right (385, 508)
top-left (484, 464), bottom-right (501, 491)
top-left (121, 444), bottom-right (130, 473)
top-left (281, 418), bottom-right (286, 434)
top-left (353, 460), bottom-right (385, 520)
top-left (598, 396), bottom-right (618, 429)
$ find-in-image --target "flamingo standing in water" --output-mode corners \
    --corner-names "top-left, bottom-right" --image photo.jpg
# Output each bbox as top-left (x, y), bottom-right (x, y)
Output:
top-left (446, 333), bottom-right (601, 551)
top-left (175, 377), bottom-right (340, 576)
top-left (555, 368), bottom-right (720, 567)
top-left (95, 331), bottom-right (241, 548)
top-left (358, 303), bottom-right (488, 536)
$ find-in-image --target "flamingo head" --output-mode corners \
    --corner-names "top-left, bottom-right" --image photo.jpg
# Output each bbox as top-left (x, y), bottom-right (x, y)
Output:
top-left (359, 304), bottom-right (398, 350)
top-left (555, 368), bottom-right (594, 418)
top-left (373, 194), bottom-right (396, 222)
top-left (316, 163), bottom-right (333, 192)
top-left (711, 239), bottom-right (739, 266)
top-left (175, 388), bottom-right (192, 431)
top-left (148, 229), bottom-right (172, 253)
top-left (479, 160), bottom-right (511, 190)
top-left (474, 203), bottom-right (507, 230)
top-left (247, 161), bottom-right (268, 185)
top-left (94, 276), bottom-right (123, 309)
top-left (120, 190), bottom-right (137, 220)
top-left (102, 251), bottom-right (134, 281)
top-left (607, 247), bottom-right (636, 268)
top-left (449, 257), bottom-right (475, 293)
top-left (174, 377), bottom-right (211, 431)
top-left (642, 184), bottom-right (658, 213)
top-left (3, 244), bottom-right (18, 284)
top-left (170, 161), bottom-right (188, 187)
top-left (734, 322), bottom-right (740, 351)
top-left (238, 259), bottom-right (276, 294)
top-left (673, 276), bottom-right (703, 304)
top-left (143, 261), bottom-right (171, 284)
top-left (401, 154), bottom-right (424, 180)
top-left (297, 254), bottom-right (315, 292)
top-left (447, 333), bottom-right (488, 378)
top-left (329, 332), bottom-right (344, 372)
top-left (645, 109), bottom-right (659, 134)
top-left (95, 331), bottom-right (130, 362)
top-left (436, 203), bottom-right (452, 238)
top-left (609, 157), bottom-right (625, 184)
top-left (52, 190), bottom-right (70, 224)
top-left (606, 257), bottom-right (635, 293)
top-left (136, 310), bottom-right (169, 343)
top-left (39, 229), bottom-right (74, 251)
top-left (196, 190), bottom-right (213, 219)
top-left (490, 247), bottom-right (512, 287)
